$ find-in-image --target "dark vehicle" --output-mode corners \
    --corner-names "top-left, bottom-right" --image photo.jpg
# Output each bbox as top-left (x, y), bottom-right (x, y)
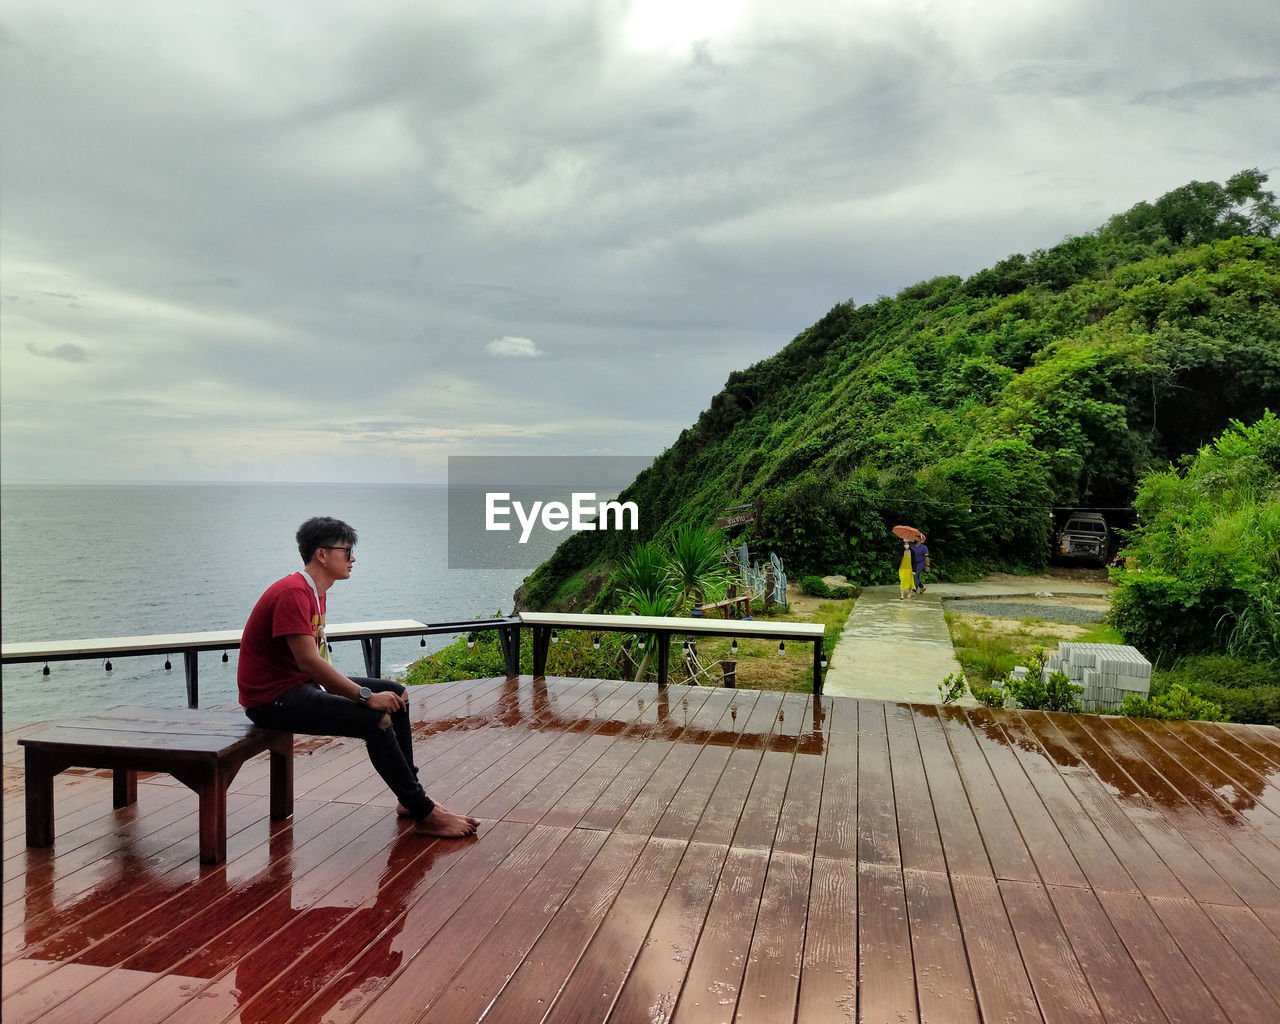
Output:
top-left (1055, 512), bottom-right (1110, 565)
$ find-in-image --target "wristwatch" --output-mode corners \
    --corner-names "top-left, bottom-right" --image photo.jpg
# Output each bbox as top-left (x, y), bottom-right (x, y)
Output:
top-left (357, 685), bottom-right (372, 703)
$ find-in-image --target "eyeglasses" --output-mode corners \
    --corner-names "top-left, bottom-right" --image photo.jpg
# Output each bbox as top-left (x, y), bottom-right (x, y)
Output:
top-left (320, 546), bottom-right (355, 560)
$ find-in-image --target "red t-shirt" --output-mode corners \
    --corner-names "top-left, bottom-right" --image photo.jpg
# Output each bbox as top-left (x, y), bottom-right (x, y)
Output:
top-left (238, 573), bottom-right (326, 707)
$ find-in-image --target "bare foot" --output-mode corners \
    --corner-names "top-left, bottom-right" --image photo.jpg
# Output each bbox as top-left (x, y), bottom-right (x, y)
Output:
top-left (412, 805), bottom-right (481, 838)
top-left (396, 803), bottom-right (412, 816)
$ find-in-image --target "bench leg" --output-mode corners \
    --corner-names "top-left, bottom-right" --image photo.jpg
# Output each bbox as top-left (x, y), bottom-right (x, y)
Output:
top-left (24, 749), bottom-right (56, 848)
top-left (269, 738), bottom-right (294, 820)
top-left (113, 769), bottom-right (138, 808)
top-left (197, 772), bottom-right (228, 864)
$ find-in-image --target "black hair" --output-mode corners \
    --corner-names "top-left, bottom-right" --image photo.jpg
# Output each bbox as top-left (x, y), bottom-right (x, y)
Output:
top-left (296, 516), bottom-right (358, 563)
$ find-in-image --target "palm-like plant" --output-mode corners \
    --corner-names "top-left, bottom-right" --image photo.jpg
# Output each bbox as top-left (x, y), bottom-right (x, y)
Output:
top-left (664, 525), bottom-right (736, 612)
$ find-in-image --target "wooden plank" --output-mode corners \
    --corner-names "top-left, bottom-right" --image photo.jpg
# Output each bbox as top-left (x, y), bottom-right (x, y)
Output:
top-left (949, 873), bottom-right (1041, 1023)
top-left (466, 680), bottom-right (642, 821)
top-left (578, 687), bottom-right (718, 833)
top-left (811, 697), bottom-right (857, 862)
top-left (1148, 719), bottom-right (1280, 843)
top-left (242, 824), bottom-right (575, 1023)
top-left (1081, 715), bottom-right (1280, 907)
top-left (856, 862), bottom-right (918, 1023)
top-left (855, 701), bottom-right (900, 869)
top-left (964, 709), bottom-right (1087, 887)
top-left (932, 706), bottom-right (1038, 882)
top-left (474, 832), bottom-right (648, 1021)
top-left (649, 690), bottom-right (762, 843)
top-left (411, 827), bottom-right (612, 1024)
top-left (1200, 903), bottom-right (1280, 1007)
top-left (1045, 884), bottom-right (1167, 1024)
top-left (795, 855), bottom-right (858, 1024)
top-left (607, 840), bottom-right (731, 1024)
top-left (518, 610), bottom-right (824, 640)
top-left (182, 820), bottom-right (532, 1020)
top-left (686, 694), bottom-right (776, 849)
top-left (988, 710), bottom-right (1138, 894)
top-left (1188, 721), bottom-right (1280, 799)
top-left (902, 868), bottom-right (979, 1023)
top-left (735, 851), bottom-right (812, 1024)
top-left (909, 707), bottom-right (991, 879)
top-left (614, 688), bottom-right (742, 838)
top-left (1148, 895), bottom-right (1280, 1022)
top-left (998, 879), bottom-right (1104, 1023)
top-left (1043, 713), bottom-right (1242, 905)
top-left (540, 837), bottom-right (687, 1024)
top-left (1093, 890), bottom-right (1230, 1024)
top-left (670, 846), bottom-right (770, 1024)
top-left (884, 704), bottom-right (946, 874)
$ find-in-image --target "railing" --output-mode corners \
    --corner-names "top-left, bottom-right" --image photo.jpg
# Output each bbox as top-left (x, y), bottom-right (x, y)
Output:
top-left (518, 611), bottom-right (828, 693)
top-left (2, 611), bottom-right (829, 705)
top-left (1, 617), bottom-right (522, 708)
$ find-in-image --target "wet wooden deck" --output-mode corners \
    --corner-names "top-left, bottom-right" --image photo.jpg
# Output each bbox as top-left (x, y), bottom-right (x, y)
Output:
top-left (5, 675), bottom-right (1280, 1023)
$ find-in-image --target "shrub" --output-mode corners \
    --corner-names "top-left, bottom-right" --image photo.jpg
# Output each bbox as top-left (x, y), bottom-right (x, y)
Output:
top-left (1110, 412), bottom-right (1280, 664)
top-left (938, 672), bottom-right (967, 704)
top-left (1151, 654), bottom-right (1280, 725)
top-left (1119, 684), bottom-right (1228, 722)
top-left (1002, 647), bottom-right (1083, 712)
top-left (801, 576), bottom-right (833, 597)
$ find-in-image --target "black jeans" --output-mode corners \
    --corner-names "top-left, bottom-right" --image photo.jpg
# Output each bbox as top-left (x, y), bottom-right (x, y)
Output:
top-left (245, 678), bottom-right (433, 819)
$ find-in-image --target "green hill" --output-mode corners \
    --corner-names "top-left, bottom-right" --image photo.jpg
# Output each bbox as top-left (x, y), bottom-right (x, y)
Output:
top-left (519, 170), bottom-right (1280, 611)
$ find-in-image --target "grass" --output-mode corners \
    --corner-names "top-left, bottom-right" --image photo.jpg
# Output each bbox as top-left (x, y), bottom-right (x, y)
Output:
top-left (943, 610), bottom-right (1124, 687)
top-left (674, 596), bottom-right (856, 693)
top-left (403, 591), bottom-right (856, 694)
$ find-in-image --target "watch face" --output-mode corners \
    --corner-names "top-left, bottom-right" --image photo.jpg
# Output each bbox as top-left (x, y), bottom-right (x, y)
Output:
top-left (358, 686), bottom-right (372, 701)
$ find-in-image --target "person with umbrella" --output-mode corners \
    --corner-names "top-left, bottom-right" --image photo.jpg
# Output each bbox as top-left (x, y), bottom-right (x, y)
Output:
top-left (892, 525), bottom-right (922, 599)
top-left (910, 533), bottom-right (930, 593)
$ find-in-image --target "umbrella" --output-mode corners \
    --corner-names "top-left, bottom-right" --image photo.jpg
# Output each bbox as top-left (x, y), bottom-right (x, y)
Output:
top-left (892, 524), bottom-right (925, 541)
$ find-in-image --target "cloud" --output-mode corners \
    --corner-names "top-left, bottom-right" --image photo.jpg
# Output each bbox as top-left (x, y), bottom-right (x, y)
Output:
top-left (486, 336), bottom-right (543, 358)
top-left (1, 0), bottom-right (1278, 482)
top-left (25, 342), bottom-right (89, 363)
top-left (1132, 75), bottom-right (1280, 107)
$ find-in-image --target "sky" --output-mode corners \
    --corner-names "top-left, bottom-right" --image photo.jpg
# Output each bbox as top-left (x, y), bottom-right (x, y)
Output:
top-left (3, 0), bottom-right (1278, 483)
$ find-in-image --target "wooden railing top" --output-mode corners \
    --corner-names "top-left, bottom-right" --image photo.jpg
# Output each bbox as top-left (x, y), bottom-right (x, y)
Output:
top-left (518, 610), bottom-right (824, 638)
top-left (1, 619), bottom-right (431, 663)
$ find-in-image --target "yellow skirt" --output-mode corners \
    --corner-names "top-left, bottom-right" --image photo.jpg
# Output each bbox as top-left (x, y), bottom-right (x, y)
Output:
top-left (899, 550), bottom-right (915, 591)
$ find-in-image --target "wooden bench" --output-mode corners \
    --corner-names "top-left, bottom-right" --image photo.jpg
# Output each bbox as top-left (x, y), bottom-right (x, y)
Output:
top-left (18, 706), bottom-right (293, 864)
top-left (695, 594), bottom-right (752, 619)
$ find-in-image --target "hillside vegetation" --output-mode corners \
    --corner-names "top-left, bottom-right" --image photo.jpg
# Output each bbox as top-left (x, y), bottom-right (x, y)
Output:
top-left (519, 171), bottom-right (1280, 612)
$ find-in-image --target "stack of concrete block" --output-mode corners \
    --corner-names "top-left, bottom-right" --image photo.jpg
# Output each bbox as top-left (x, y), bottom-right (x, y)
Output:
top-left (1044, 642), bottom-right (1151, 712)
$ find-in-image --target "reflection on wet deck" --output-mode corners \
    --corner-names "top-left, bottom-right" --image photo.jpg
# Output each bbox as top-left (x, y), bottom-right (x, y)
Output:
top-left (5, 676), bottom-right (1280, 1023)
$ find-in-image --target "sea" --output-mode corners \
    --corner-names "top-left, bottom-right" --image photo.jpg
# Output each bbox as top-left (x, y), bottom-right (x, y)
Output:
top-left (0, 483), bottom-right (567, 726)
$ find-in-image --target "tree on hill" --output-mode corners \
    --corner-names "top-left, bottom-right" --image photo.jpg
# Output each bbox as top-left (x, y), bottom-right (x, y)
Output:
top-left (1110, 411), bottom-right (1280, 665)
top-left (516, 171), bottom-right (1280, 611)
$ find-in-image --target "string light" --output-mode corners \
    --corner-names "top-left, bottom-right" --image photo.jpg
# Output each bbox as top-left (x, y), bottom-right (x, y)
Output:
top-left (776, 641), bottom-right (786, 656)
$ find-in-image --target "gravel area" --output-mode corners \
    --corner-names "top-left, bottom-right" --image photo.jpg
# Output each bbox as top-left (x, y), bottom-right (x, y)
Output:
top-left (943, 599), bottom-right (1106, 624)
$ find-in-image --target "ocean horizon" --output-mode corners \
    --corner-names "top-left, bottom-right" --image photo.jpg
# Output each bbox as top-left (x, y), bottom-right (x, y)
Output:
top-left (0, 482), bottom-right (567, 725)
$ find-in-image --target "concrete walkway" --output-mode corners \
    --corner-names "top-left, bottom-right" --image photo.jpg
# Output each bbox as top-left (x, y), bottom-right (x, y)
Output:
top-left (822, 587), bottom-right (970, 703)
top-left (821, 575), bottom-right (1115, 703)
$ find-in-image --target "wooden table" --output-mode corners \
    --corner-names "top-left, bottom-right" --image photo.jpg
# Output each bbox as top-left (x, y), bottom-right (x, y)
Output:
top-left (18, 706), bottom-right (293, 864)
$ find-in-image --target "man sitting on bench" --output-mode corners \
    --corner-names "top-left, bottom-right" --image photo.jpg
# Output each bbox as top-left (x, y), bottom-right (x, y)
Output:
top-left (238, 516), bottom-right (479, 839)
